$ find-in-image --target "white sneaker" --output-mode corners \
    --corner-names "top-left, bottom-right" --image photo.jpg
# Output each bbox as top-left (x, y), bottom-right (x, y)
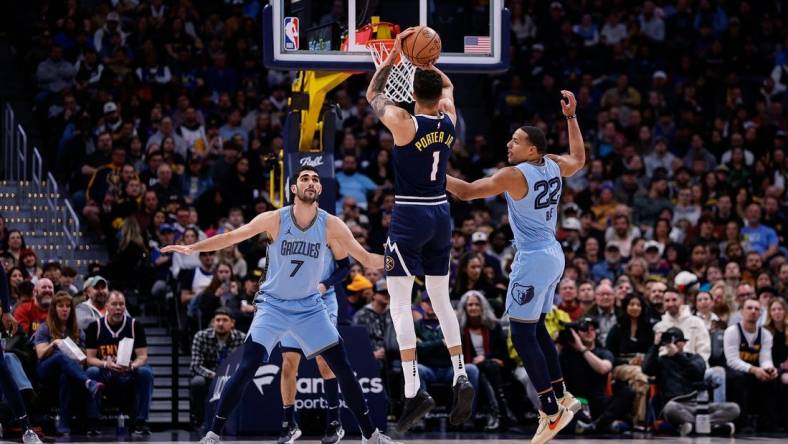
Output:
top-left (22, 429), bottom-right (43, 444)
top-left (531, 406), bottom-right (574, 444)
top-left (559, 391), bottom-right (582, 414)
top-left (200, 431), bottom-right (221, 444)
top-left (678, 422), bottom-right (693, 436)
top-left (362, 429), bottom-right (402, 444)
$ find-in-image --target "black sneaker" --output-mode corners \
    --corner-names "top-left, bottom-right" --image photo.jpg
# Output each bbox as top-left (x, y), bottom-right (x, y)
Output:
top-left (277, 422), bottom-right (302, 444)
top-left (320, 420), bottom-right (345, 444)
top-left (132, 420), bottom-right (151, 436)
top-left (396, 390), bottom-right (435, 433)
top-left (449, 375), bottom-right (474, 425)
top-left (86, 426), bottom-right (102, 437)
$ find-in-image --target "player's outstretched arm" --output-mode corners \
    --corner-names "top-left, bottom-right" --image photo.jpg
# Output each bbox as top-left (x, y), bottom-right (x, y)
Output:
top-left (161, 210), bottom-right (279, 255)
top-left (326, 216), bottom-right (384, 269)
top-left (430, 66), bottom-right (457, 125)
top-left (546, 90), bottom-right (585, 177)
top-left (446, 167), bottom-right (527, 201)
top-left (366, 29), bottom-right (416, 144)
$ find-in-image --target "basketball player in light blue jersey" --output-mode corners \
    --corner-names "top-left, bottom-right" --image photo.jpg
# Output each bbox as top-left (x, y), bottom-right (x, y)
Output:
top-left (278, 252), bottom-right (348, 444)
top-left (163, 166), bottom-right (399, 444)
top-left (446, 91), bottom-right (585, 444)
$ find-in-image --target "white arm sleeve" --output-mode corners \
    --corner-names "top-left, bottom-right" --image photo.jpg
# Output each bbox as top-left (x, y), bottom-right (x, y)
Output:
top-left (723, 325), bottom-right (752, 373)
top-left (760, 328), bottom-right (775, 369)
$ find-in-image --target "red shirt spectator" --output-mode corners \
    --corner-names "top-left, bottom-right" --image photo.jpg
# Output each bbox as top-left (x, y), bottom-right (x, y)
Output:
top-left (13, 278), bottom-right (54, 334)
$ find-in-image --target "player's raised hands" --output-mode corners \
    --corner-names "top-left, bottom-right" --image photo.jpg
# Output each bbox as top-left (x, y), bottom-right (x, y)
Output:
top-left (392, 27), bottom-right (418, 56)
top-left (560, 90), bottom-right (576, 116)
top-left (161, 244), bottom-right (195, 255)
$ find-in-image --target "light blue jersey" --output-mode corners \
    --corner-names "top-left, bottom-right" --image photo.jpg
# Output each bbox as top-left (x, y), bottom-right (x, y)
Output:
top-left (259, 205), bottom-right (329, 300)
top-left (504, 157), bottom-right (562, 251)
top-left (279, 251), bottom-right (339, 351)
top-left (504, 156), bottom-right (565, 322)
top-left (249, 206), bottom-right (339, 358)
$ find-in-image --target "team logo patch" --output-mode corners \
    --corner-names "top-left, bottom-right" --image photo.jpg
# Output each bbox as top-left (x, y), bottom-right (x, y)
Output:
top-left (385, 255), bottom-right (395, 272)
top-left (511, 283), bottom-right (535, 305)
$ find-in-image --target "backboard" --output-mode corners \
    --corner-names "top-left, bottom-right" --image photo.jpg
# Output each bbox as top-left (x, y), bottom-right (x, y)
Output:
top-left (263, 0), bottom-right (510, 73)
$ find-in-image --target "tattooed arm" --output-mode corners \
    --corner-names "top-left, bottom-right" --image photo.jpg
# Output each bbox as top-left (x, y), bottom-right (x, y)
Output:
top-left (365, 28), bottom-right (417, 145)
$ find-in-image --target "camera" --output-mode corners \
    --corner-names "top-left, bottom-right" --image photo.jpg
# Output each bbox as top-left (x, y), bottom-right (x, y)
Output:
top-left (557, 316), bottom-right (598, 347)
top-left (659, 327), bottom-right (687, 346)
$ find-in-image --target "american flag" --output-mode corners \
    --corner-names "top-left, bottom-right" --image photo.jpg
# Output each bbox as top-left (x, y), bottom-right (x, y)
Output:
top-left (463, 36), bottom-right (491, 54)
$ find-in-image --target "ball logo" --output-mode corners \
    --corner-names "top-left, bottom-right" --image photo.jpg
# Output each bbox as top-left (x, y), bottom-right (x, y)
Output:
top-left (284, 17), bottom-right (300, 50)
top-left (299, 155), bottom-right (324, 167)
top-left (253, 364), bottom-right (281, 395)
top-left (511, 283), bottom-right (535, 305)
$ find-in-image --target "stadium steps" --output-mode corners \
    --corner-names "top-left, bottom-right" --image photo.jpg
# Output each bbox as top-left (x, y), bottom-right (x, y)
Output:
top-left (137, 315), bottom-right (191, 427)
top-left (0, 181), bottom-right (109, 272)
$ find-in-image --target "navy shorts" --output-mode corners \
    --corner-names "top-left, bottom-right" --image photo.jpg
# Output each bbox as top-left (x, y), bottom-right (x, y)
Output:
top-left (385, 202), bottom-right (451, 277)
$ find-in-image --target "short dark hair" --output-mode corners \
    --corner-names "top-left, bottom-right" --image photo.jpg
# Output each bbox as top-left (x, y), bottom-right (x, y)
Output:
top-left (412, 69), bottom-right (443, 104)
top-left (519, 126), bottom-right (547, 154)
top-left (291, 165), bottom-right (320, 184)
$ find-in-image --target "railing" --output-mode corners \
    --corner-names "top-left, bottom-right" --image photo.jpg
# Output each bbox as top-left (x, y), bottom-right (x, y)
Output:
top-left (3, 103), bottom-right (28, 182)
top-left (2, 103), bottom-right (79, 256)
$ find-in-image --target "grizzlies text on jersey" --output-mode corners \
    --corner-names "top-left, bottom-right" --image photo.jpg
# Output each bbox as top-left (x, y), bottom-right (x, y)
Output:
top-left (386, 113), bottom-right (455, 276)
top-left (504, 157), bottom-right (566, 321)
top-left (249, 205), bottom-right (339, 358)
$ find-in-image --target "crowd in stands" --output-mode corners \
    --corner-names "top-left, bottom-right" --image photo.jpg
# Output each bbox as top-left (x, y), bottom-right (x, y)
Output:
top-left (1, 0), bottom-right (787, 437)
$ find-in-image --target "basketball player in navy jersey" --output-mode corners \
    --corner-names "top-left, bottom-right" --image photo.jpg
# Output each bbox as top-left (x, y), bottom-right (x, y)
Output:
top-left (366, 28), bottom-right (474, 432)
top-left (446, 91), bottom-right (585, 444)
top-left (0, 267), bottom-right (43, 444)
top-left (163, 166), bottom-right (399, 444)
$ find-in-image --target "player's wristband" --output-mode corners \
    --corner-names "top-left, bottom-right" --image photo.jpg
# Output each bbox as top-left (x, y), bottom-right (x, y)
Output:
top-left (320, 257), bottom-right (351, 290)
top-left (565, 114), bottom-right (577, 120)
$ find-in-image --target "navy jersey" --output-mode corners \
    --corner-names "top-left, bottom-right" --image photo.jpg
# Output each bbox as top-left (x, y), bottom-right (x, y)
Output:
top-left (84, 316), bottom-right (147, 361)
top-left (392, 113), bottom-right (455, 204)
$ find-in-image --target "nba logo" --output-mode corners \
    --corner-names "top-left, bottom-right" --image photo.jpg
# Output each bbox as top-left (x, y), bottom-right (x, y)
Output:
top-left (284, 17), bottom-right (299, 50)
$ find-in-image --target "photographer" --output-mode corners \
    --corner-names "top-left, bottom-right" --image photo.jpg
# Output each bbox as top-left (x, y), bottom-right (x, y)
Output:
top-left (643, 327), bottom-right (739, 436)
top-left (559, 316), bottom-right (634, 433)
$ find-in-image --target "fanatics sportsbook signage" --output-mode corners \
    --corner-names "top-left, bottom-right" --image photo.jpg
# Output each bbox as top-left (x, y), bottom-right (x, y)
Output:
top-left (206, 325), bottom-right (388, 434)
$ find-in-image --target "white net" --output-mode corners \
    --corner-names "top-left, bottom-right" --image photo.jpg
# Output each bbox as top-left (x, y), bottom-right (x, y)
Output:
top-left (367, 40), bottom-right (416, 103)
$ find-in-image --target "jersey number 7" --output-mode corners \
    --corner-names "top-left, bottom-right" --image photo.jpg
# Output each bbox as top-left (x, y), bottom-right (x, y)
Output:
top-left (290, 260), bottom-right (304, 277)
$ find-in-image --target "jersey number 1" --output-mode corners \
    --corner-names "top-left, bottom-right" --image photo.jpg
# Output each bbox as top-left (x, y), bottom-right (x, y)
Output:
top-left (430, 151), bottom-right (439, 181)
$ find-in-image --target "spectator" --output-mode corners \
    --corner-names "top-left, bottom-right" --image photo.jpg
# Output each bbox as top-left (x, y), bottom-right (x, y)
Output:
top-left (13, 278), bottom-right (54, 334)
top-left (352, 279), bottom-right (391, 369)
top-left (189, 308), bottom-right (245, 428)
top-left (171, 228), bottom-right (203, 278)
top-left (741, 203), bottom-right (779, 259)
top-left (19, 249), bottom-right (42, 283)
top-left (179, 251), bottom-right (216, 306)
top-left (585, 282), bottom-right (618, 343)
top-left (456, 291), bottom-right (513, 431)
top-left (85, 291), bottom-right (153, 435)
top-left (469, 232), bottom-right (503, 278)
top-left (764, 297), bottom-right (787, 384)
top-left (561, 316), bottom-right (633, 434)
top-left (194, 262), bottom-right (241, 329)
top-left (606, 294), bottom-right (653, 367)
top-left (32, 292), bottom-right (103, 435)
top-left (76, 276), bottom-right (110, 331)
top-left (416, 293), bottom-right (480, 423)
top-left (694, 291), bottom-right (721, 331)
top-left (654, 290), bottom-right (711, 362)
top-left (591, 244), bottom-right (624, 283)
top-left (723, 298), bottom-right (780, 431)
top-left (35, 45), bottom-right (75, 95)
top-left (557, 277), bottom-right (583, 320)
top-left (335, 155), bottom-right (377, 211)
top-left (643, 327), bottom-right (739, 436)
top-left (605, 214), bottom-right (640, 257)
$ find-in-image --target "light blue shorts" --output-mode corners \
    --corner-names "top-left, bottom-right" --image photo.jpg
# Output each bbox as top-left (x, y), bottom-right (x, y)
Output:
top-left (280, 291), bottom-right (338, 352)
top-left (505, 243), bottom-right (565, 322)
top-left (249, 292), bottom-right (340, 359)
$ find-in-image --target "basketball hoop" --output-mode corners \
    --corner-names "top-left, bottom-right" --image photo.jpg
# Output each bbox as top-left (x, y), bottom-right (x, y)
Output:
top-left (366, 39), bottom-right (415, 103)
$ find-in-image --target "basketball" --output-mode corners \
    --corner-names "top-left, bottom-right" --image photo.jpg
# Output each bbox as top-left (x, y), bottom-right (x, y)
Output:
top-left (402, 26), bottom-right (441, 68)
